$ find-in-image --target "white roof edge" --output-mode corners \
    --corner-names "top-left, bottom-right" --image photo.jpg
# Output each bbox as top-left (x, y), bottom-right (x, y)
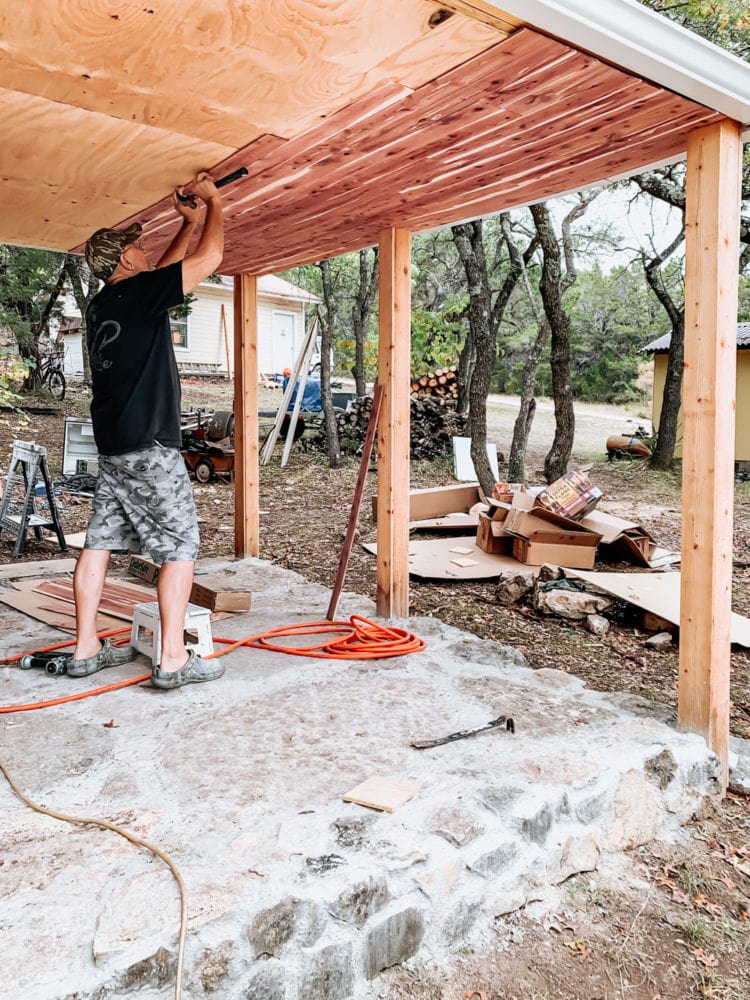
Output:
top-left (490, 0), bottom-right (750, 126)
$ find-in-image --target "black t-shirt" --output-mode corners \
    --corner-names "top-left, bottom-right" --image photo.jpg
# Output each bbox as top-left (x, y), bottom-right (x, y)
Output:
top-left (85, 262), bottom-right (184, 455)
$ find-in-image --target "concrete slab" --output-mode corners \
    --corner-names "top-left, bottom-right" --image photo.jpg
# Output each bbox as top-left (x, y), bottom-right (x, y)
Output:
top-left (0, 557), bottom-right (721, 1000)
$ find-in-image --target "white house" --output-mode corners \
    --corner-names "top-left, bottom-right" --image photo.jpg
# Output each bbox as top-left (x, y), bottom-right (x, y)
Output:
top-left (59, 273), bottom-right (319, 378)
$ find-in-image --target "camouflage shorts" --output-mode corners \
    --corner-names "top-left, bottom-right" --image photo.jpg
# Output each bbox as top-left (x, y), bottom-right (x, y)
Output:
top-left (85, 443), bottom-right (199, 564)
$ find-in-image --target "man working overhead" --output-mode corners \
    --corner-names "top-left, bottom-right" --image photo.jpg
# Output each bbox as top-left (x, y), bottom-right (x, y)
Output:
top-left (69, 170), bottom-right (225, 689)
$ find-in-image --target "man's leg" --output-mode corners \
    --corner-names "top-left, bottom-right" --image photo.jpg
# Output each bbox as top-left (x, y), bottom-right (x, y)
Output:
top-left (156, 559), bottom-right (195, 672)
top-left (73, 548), bottom-right (111, 659)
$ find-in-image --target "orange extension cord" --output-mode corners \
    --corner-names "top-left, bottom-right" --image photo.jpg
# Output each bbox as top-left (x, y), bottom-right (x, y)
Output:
top-left (0, 615), bottom-right (426, 714)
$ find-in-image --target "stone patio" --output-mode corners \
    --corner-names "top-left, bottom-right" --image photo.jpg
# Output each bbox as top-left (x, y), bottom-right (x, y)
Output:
top-left (0, 557), bottom-right (721, 1000)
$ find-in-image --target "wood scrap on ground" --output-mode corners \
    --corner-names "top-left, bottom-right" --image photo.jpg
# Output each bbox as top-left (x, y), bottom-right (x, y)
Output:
top-left (343, 776), bottom-right (420, 813)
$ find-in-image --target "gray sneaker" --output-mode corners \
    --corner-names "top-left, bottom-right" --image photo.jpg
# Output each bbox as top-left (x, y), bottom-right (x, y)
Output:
top-left (68, 639), bottom-right (139, 677)
top-left (151, 650), bottom-right (225, 689)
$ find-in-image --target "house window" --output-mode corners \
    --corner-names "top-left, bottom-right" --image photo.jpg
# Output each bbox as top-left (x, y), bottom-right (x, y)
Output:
top-left (170, 309), bottom-right (189, 350)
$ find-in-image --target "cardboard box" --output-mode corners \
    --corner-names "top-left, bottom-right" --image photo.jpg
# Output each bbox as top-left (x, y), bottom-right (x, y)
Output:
top-left (371, 484), bottom-right (481, 524)
top-left (512, 535), bottom-right (598, 569)
top-left (128, 557), bottom-right (252, 612)
top-left (535, 470), bottom-right (602, 520)
top-left (580, 510), bottom-right (658, 567)
top-left (504, 502), bottom-right (599, 541)
top-left (476, 512), bottom-right (514, 555)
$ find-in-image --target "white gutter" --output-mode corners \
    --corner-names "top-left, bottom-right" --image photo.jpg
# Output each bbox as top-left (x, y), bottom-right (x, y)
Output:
top-left (484, 0), bottom-right (750, 130)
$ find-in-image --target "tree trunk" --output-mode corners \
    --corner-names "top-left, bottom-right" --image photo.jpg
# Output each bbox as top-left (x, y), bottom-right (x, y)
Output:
top-left (452, 215), bottom-right (526, 495)
top-left (351, 247), bottom-right (378, 397)
top-left (318, 260), bottom-right (341, 467)
top-left (530, 203), bottom-right (574, 483)
top-left (64, 255), bottom-right (98, 386)
top-left (22, 259), bottom-right (68, 389)
top-left (455, 327), bottom-right (475, 418)
top-left (642, 231), bottom-right (686, 469)
top-left (507, 322), bottom-right (549, 481)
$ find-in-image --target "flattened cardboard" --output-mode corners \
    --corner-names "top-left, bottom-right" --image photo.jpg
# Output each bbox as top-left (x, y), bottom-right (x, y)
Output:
top-left (343, 776), bottom-right (420, 812)
top-left (362, 536), bottom-right (537, 581)
top-left (567, 569), bottom-right (750, 648)
top-left (0, 586), bottom-right (121, 634)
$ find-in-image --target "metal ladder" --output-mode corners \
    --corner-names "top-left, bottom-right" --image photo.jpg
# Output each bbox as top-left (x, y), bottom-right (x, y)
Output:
top-left (0, 441), bottom-right (68, 557)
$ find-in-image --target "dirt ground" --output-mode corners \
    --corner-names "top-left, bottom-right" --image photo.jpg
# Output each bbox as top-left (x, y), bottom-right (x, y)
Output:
top-left (1, 379), bottom-right (749, 1000)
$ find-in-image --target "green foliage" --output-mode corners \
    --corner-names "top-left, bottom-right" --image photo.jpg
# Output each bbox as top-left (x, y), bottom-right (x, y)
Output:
top-left (410, 296), bottom-right (466, 374)
top-left (0, 245), bottom-right (67, 355)
top-left (641, 0), bottom-right (750, 60)
top-left (739, 275), bottom-right (750, 321)
top-left (0, 352), bottom-right (28, 409)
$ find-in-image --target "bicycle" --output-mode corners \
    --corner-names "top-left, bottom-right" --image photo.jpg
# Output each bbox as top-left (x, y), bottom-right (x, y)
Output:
top-left (37, 352), bottom-right (66, 401)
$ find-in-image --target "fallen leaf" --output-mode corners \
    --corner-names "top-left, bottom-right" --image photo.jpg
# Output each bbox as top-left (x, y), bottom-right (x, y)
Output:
top-left (464, 992), bottom-right (487, 1000)
top-left (102, 719), bottom-right (118, 728)
top-left (738, 908), bottom-right (749, 923)
top-left (692, 947), bottom-right (718, 970)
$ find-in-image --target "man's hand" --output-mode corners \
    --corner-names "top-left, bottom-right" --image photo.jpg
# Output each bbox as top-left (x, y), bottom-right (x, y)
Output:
top-left (172, 190), bottom-right (200, 224)
top-left (190, 170), bottom-right (221, 204)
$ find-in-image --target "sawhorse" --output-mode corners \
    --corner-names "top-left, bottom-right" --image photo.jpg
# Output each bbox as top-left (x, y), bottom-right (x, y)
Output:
top-left (0, 441), bottom-right (68, 557)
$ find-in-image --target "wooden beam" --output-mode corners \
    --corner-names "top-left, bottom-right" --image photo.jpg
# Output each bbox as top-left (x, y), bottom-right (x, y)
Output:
top-left (376, 228), bottom-right (412, 619)
top-left (233, 274), bottom-right (259, 558)
top-left (679, 118), bottom-right (743, 791)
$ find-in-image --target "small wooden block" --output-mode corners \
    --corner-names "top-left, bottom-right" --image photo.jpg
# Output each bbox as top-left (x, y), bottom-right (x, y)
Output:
top-left (449, 556), bottom-right (479, 567)
top-left (343, 776), bottom-right (420, 813)
top-left (449, 546), bottom-right (474, 555)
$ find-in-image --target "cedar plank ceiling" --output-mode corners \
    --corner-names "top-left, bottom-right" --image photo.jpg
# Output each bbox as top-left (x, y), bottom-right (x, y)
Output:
top-left (0, 0), bottom-right (724, 272)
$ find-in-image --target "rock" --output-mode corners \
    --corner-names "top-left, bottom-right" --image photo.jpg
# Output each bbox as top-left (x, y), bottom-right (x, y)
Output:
top-left (441, 895), bottom-right (482, 944)
top-left (242, 959), bottom-right (287, 1000)
top-left (518, 803), bottom-right (555, 845)
top-left (729, 736), bottom-right (750, 795)
top-left (332, 815), bottom-right (377, 849)
top-left (466, 841), bottom-right (518, 878)
top-left (495, 572), bottom-right (534, 605)
top-left (535, 589), bottom-right (613, 620)
top-left (538, 563), bottom-right (564, 582)
top-left (549, 832), bottom-right (601, 884)
top-left (645, 748), bottom-right (677, 790)
top-left (428, 806), bottom-right (484, 847)
top-left (476, 785), bottom-right (524, 816)
top-left (364, 907), bottom-right (425, 979)
top-left (608, 770), bottom-right (661, 849)
top-left (586, 613), bottom-right (610, 637)
top-left (645, 631), bottom-right (674, 650)
top-left (195, 941), bottom-right (235, 993)
top-left (330, 876), bottom-right (391, 927)
top-left (246, 898), bottom-right (326, 958)
top-left (298, 942), bottom-right (354, 1000)
top-left (120, 947), bottom-right (174, 991)
top-left (305, 854), bottom-right (346, 875)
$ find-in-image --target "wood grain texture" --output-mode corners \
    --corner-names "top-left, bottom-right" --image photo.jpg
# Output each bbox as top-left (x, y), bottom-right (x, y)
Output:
top-left (679, 119), bottom-right (743, 790)
top-left (122, 28), bottom-right (720, 275)
top-left (233, 274), bottom-right (260, 558)
top-left (0, 0), bottom-right (503, 250)
top-left (376, 228), bottom-right (412, 620)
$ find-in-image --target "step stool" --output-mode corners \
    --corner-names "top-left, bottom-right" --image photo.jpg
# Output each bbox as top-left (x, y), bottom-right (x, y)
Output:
top-left (130, 601), bottom-right (213, 667)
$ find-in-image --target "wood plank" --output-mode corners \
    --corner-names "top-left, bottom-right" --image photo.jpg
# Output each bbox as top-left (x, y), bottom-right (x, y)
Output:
top-left (0, 558), bottom-right (77, 579)
top-left (342, 775), bottom-right (420, 813)
top-left (376, 228), bottom-right (412, 619)
top-left (233, 274), bottom-right (259, 558)
top-left (679, 118), bottom-right (743, 792)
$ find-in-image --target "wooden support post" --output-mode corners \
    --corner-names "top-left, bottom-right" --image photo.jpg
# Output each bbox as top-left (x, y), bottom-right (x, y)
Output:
top-left (679, 118), bottom-right (743, 790)
top-left (233, 274), bottom-right (259, 557)
top-left (376, 228), bottom-right (411, 619)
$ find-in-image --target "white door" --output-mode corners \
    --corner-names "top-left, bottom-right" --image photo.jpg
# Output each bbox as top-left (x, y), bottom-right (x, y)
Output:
top-left (272, 311), bottom-right (296, 372)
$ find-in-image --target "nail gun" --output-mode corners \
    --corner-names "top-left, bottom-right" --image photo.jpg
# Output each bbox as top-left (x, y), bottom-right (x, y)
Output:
top-left (20, 651), bottom-right (73, 675)
top-left (176, 166), bottom-right (248, 208)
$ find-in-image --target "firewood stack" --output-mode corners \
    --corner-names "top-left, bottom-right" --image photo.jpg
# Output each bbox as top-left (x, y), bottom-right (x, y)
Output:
top-left (316, 394), bottom-right (465, 459)
top-left (410, 366), bottom-right (459, 403)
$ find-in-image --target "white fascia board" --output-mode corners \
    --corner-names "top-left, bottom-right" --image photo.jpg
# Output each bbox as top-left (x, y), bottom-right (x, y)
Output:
top-left (489, 0), bottom-right (750, 127)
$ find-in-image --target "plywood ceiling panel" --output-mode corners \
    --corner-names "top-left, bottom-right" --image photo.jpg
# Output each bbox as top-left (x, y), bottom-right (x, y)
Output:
top-left (0, 3), bottom-right (724, 267)
top-left (114, 28), bottom-right (722, 274)
top-left (0, 1), bottom-right (509, 248)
